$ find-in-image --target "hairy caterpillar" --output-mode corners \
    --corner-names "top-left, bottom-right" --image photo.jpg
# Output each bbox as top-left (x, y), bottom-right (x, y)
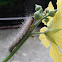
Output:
top-left (9, 17), bottom-right (34, 52)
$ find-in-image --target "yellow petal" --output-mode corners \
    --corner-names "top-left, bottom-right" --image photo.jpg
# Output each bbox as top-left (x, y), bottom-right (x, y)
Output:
top-left (47, 0), bottom-right (62, 28)
top-left (49, 42), bottom-right (62, 62)
top-left (47, 12), bottom-right (62, 29)
top-left (53, 30), bottom-right (62, 51)
top-left (39, 27), bottom-right (50, 48)
top-left (57, 0), bottom-right (62, 12)
top-left (42, 20), bottom-right (47, 25)
top-left (47, 0), bottom-right (62, 29)
top-left (47, 1), bottom-right (54, 10)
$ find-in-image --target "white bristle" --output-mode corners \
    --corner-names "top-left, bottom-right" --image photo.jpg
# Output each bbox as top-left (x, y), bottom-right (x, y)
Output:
top-left (9, 16), bottom-right (34, 52)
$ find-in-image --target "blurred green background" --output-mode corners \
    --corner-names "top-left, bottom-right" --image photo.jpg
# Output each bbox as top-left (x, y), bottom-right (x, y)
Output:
top-left (0, 0), bottom-right (56, 17)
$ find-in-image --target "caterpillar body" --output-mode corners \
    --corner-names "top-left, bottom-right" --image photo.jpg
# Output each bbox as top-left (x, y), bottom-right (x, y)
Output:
top-left (9, 17), bottom-right (34, 52)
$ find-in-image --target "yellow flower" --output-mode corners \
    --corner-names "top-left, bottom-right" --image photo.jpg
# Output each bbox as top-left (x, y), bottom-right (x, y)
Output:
top-left (39, 27), bottom-right (62, 62)
top-left (39, 0), bottom-right (62, 62)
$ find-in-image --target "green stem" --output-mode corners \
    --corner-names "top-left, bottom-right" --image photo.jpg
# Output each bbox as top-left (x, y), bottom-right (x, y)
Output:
top-left (2, 15), bottom-right (48, 62)
top-left (2, 31), bottom-right (32, 62)
top-left (32, 32), bottom-right (44, 34)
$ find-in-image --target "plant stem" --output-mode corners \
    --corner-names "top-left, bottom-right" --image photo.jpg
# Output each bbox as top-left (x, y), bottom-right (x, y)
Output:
top-left (2, 31), bottom-right (32, 62)
top-left (32, 32), bottom-right (44, 34)
top-left (2, 15), bottom-right (48, 62)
